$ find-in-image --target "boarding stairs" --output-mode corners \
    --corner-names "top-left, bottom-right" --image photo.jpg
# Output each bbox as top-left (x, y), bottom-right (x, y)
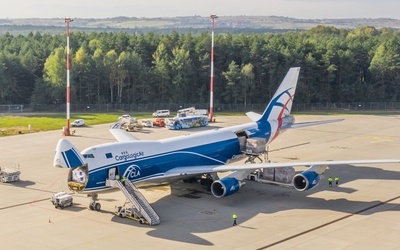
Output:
top-left (107, 179), bottom-right (160, 225)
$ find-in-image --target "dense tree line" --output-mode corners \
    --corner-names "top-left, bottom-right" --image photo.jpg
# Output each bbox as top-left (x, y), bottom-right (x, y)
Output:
top-left (0, 25), bottom-right (400, 108)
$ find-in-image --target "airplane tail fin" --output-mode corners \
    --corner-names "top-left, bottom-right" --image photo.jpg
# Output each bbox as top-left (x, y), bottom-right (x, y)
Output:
top-left (53, 138), bottom-right (86, 168)
top-left (257, 67), bottom-right (300, 123)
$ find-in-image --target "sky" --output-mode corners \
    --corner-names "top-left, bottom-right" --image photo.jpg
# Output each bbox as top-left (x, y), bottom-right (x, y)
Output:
top-left (1, 0), bottom-right (399, 19)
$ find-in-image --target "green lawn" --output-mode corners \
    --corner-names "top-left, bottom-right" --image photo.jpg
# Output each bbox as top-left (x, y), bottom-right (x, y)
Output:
top-left (0, 113), bottom-right (152, 136)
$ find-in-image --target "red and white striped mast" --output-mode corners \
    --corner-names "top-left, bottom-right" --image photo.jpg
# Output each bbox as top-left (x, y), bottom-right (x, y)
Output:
top-left (209, 14), bottom-right (218, 122)
top-left (64, 17), bottom-right (73, 136)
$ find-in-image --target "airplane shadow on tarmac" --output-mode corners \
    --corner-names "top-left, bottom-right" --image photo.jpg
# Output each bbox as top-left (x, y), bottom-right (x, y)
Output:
top-left (138, 164), bottom-right (400, 246)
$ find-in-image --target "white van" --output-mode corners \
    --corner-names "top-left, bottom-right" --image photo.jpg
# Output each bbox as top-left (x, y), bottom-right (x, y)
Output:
top-left (71, 119), bottom-right (85, 127)
top-left (152, 110), bottom-right (170, 117)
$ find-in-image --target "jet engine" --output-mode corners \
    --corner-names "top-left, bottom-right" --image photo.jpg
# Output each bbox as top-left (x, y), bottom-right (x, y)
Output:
top-left (292, 171), bottom-right (320, 191)
top-left (211, 177), bottom-right (241, 198)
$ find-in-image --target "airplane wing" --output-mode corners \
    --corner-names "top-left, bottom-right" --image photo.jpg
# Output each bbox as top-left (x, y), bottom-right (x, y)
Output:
top-left (146, 159), bottom-right (400, 181)
top-left (281, 119), bottom-right (344, 129)
top-left (246, 111), bottom-right (343, 129)
top-left (109, 128), bottom-right (140, 142)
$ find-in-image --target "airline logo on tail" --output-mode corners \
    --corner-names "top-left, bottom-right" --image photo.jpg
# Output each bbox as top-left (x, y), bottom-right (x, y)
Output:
top-left (258, 67), bottom-right (299, 123)
top-left (264, 87), bottom-right (295, 121)
top-left (252, 67), bottom-right (299, 142)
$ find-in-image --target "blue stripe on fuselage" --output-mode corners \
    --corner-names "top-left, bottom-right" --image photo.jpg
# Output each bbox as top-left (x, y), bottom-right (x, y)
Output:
top-left (84, 137), bottom-right (240, 190)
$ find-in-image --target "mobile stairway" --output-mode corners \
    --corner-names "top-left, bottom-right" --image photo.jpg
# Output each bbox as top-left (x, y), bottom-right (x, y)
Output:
top-left (106, 179), bottom-right (160, 225)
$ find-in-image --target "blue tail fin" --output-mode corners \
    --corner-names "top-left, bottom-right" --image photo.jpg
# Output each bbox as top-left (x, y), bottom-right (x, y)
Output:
top-left (258, 67), bottom-right (300, 123)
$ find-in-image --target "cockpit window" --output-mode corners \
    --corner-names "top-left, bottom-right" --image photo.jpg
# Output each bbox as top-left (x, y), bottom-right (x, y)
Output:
top-left (83, 154), bottom-right (94, 158)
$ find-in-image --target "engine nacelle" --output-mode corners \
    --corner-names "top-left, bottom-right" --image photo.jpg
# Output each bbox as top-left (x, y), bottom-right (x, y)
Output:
top-left (211, 177), bottom-right (241, 198)
top-left (292, 171), bottom-right (320, 191)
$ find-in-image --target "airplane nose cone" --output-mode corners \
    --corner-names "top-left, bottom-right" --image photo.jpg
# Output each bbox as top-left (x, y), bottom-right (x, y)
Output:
top-left (54, 138), bottom-right (86, 168)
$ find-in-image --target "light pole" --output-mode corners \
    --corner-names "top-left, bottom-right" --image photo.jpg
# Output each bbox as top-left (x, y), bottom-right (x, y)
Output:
top-left (209, 14), bottom-right (218, 122)
top-left (64, 17), bottom-right (73, 136)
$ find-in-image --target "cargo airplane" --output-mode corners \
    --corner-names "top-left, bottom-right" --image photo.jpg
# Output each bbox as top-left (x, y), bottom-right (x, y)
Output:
top-left (54, 67), bottom-right (400, 213)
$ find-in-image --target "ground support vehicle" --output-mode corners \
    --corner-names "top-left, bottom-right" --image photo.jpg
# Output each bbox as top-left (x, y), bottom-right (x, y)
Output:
top-left (141, 120), bottom-right (153, 127)
top-left (166, 115), bottom-right (208, 130)
top-left (121, 117), bottom-right (143, 132)
top-left (153, 118), bottom-right (166, 127)
top-left (177, 107), bottom-right (208, 116)
top-left (115, 204), bottom-right (147, 224)
top-left (0, 167), bottom-right (21, 183)
top-left (247, 168), bottom-right (295, 188)
top-left (239, 138), bottom-right (295, 187)
top-left (51, 192), bottom-right (73, 209)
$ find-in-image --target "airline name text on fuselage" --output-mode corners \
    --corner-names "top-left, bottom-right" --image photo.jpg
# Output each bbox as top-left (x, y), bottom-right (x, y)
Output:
top-left (115, 151), bottom-right (144, 161)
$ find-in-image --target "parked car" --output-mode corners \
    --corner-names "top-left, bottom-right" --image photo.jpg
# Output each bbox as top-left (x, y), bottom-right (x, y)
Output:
top-left (71, 119), bottom-right (85, 127)
top-left (152, 110), bottom-right (170, 117)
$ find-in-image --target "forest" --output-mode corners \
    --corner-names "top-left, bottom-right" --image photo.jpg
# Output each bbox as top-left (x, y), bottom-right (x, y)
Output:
top-left (0, 25), bottom-right (400, 109)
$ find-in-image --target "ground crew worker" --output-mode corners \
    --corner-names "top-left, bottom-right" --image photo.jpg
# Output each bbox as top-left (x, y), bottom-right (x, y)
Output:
top-left (328, 177), bottom-right (333, 187)
top-left (121, 176), bottom-right (126, 185)
top-left (232, 213), bottom-right (238, 226)
top-left (335, 176), bottom-right (339, 186)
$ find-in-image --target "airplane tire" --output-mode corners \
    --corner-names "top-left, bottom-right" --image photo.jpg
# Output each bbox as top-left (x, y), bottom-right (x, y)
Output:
top-left (94, 203), bottom-right (101, 211)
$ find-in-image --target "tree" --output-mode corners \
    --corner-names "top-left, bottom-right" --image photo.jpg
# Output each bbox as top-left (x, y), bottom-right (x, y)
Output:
top-left (0, 53), bottom-right (17, 103)
top-left (74, 46), bottom-right (91, 103)
top-left (43, 47), bottom-right (67, 103)
top-left (152, 42), bottom-right (171, 103)
top-left (92, 48), bottom-right (108, 103)
top-left (31, 78), bottom-right (52, 104)
top-left (370, 37), bottom-right (400, 101)
top-left (0, 51), bottom-right (34, 104)
top-left (222, 61), bottom-right (242, 104)
top-left (104, 50), bottom-right (118, 103)
top-left (169, 46), bottom-right (193, 103)
top-left (241, 63), bottom-right (255, 109)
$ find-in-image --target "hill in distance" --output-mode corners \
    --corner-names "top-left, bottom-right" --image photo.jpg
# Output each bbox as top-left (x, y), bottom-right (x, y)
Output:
top-left (1, 16), bottom-right (399, 35)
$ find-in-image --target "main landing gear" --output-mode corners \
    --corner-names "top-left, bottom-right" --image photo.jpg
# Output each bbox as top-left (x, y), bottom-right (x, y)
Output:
top-left (88, 193), bottom-right (101, 211)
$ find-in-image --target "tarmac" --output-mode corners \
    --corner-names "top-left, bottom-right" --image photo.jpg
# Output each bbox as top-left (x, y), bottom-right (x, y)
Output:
top-left (1, 114), bottom-right (400, 249)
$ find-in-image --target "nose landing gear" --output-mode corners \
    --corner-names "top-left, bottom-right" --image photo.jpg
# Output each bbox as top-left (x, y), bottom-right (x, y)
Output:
top-left (88, 193), bottom-right (101, 211)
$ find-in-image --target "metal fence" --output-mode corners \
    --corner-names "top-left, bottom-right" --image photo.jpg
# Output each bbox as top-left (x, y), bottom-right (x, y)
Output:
top-left (2, 102), bottom-right (400, 114)
top-left (0, 105), bottom-right (24, 113)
